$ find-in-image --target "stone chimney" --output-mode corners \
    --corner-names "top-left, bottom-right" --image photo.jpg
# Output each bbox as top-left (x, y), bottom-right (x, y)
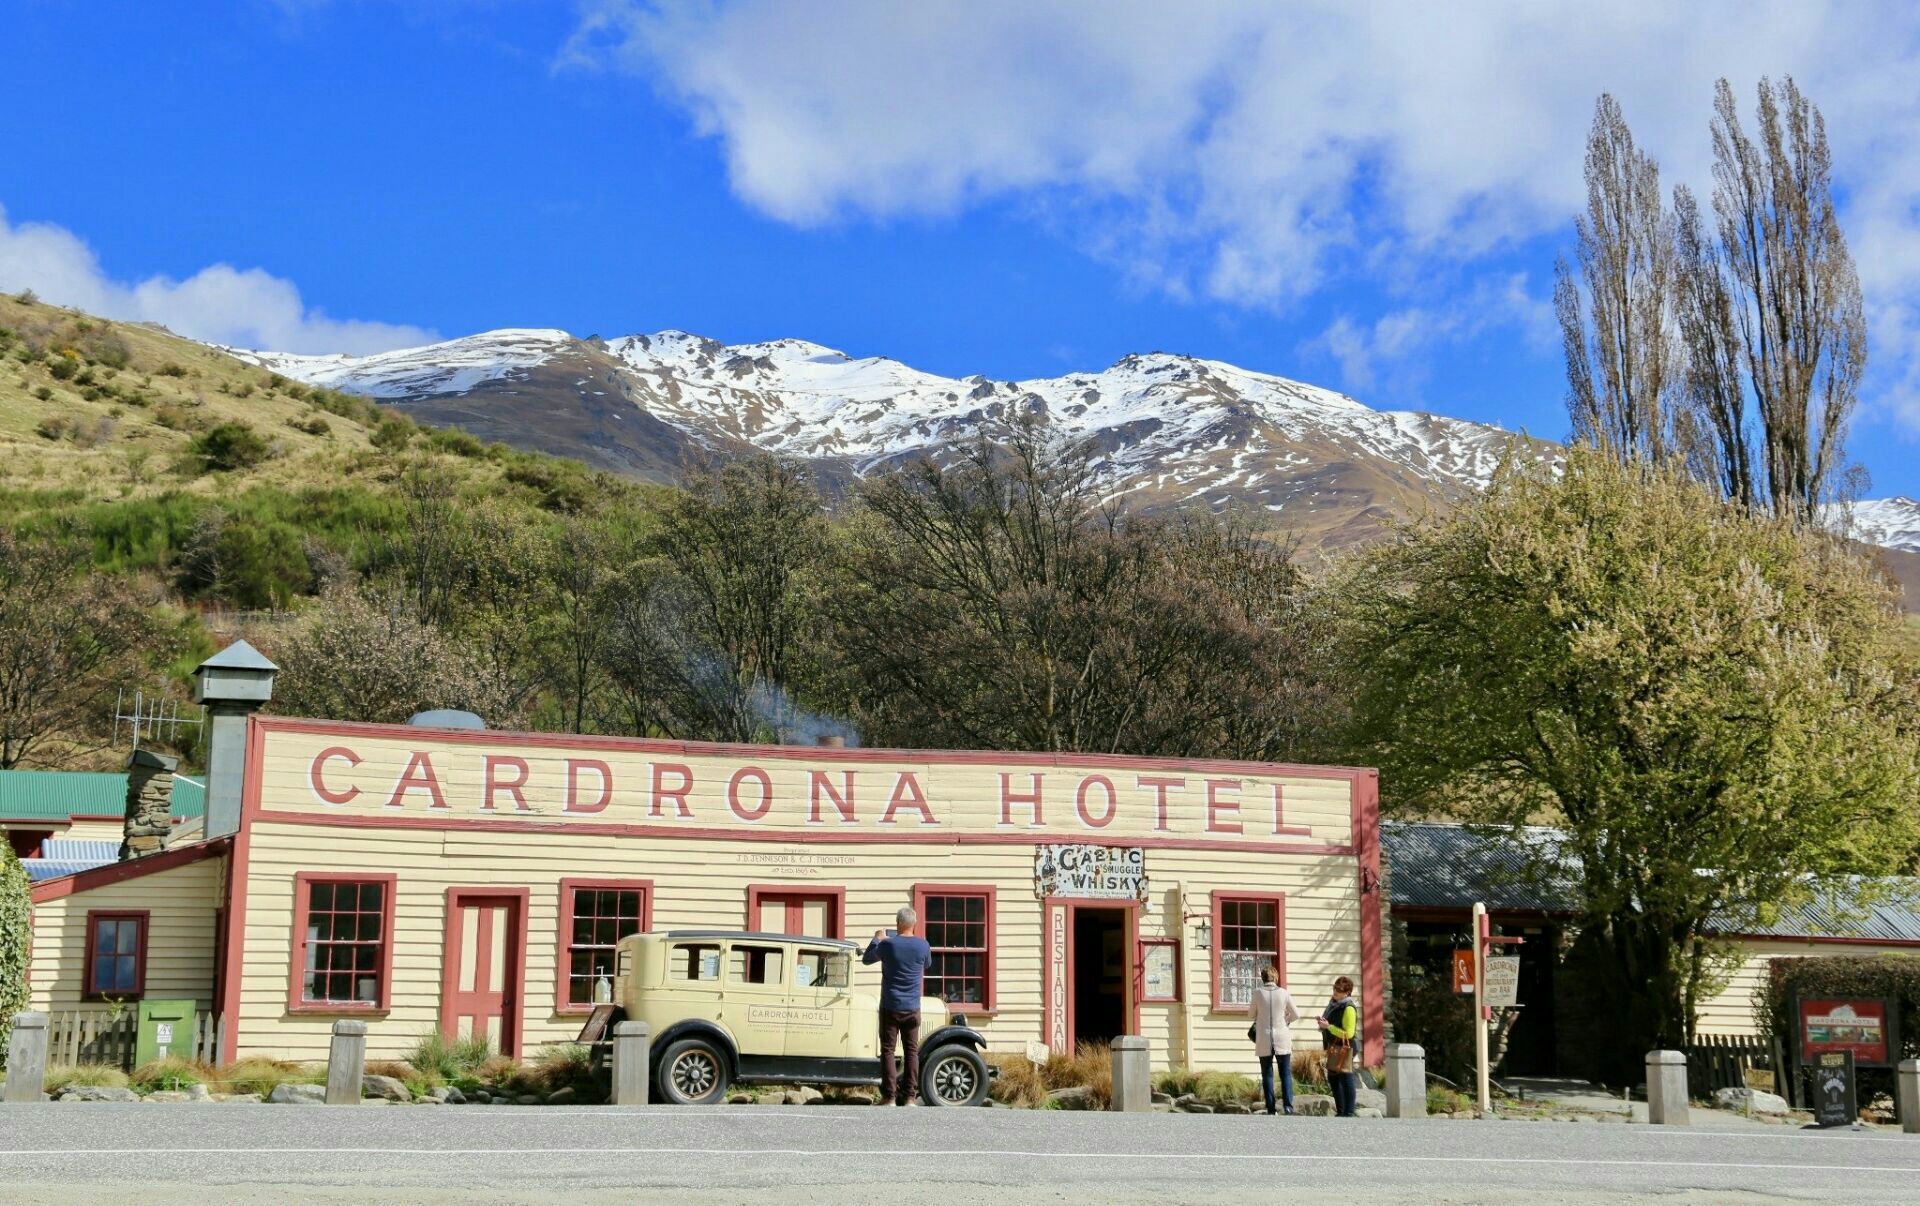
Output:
top-left (121, 748), bottom-right (179, 861)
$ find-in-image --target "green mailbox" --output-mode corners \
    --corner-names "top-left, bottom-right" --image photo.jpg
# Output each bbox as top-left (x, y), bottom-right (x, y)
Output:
top-left (135, 999), bottom-right (197, 1067)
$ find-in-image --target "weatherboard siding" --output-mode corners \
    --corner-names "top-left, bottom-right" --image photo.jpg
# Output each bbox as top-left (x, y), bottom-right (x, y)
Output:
top-left (27, 853), bottom-right (226, 1013)
top-left (227, 719), bottom-right (1373, 1067)
top-left (1694, 938), bottom-right (1920, 1037)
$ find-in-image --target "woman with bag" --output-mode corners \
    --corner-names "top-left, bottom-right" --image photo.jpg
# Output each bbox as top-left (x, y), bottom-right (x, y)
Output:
top-left (1317, 975), bottom-right (1359, 1117)
top-left (1246, 965), bottom-right (1299, 1115)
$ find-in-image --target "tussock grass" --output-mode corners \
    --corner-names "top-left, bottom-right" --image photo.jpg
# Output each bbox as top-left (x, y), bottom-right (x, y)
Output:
top-left (44, 1063), bottom-right (130, 1093)
top-left (1153, 1067), bottom-right (1262, 1107)
top-left (985, 1053), bottom-right (1047, 1107)
top-left (130, 1056), bottom-right (216, 1093)
top-left (214, 1056), bottom-right (319, 1097)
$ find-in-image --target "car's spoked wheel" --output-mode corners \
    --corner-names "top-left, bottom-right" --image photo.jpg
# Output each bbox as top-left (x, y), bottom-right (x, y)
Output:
top-left (672, 1050), bottom-right (719, 1098)
top-left (656, 1037), bottom-right (731, 1105)
top-left (921, 1045), bottom-right (989, 1106)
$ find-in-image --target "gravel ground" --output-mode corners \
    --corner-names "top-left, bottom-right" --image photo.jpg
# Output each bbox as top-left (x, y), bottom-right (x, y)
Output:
top-left (2, 1102), bottom-right (1915, 1203)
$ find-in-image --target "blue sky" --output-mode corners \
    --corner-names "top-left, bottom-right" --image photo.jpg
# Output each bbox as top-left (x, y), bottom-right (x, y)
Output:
top-left (3, 2), bottom-right (1917, 497)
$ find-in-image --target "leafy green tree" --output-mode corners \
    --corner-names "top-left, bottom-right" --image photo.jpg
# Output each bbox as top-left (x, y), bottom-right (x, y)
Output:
top-left (1337, 449), bottom-right (1919, 1079)
top-left (0, 839), bottom-right (28, 1058)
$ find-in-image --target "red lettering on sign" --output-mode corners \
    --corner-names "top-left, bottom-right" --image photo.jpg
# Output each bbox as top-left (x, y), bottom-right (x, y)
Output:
top-left (999, 772), bottom-right (1044, 827)
top-left (1205, 778), bottom-right (1242, 834)
top-left (879, 772), bottom-right (936, 825)
top-left (808, 770), bottom-right (856, 824)
top-left (309, 746), bottom-right (361, 805)
top-left (481, 755), bottom-right (531, 812)
top-left (1136, 776), bottom-right (1184, 832)
top-left (1075, 775), bottom-right (1117, 828)
top-left (1271, 783), bottom-right (1311, 836)
top-left (649, 762), bottom-right (694, 819)
top-left (565, 759), bottom-right (613, 814)
top-left (728, 766), bottom-right (773, 822)
top-left (384, 750), bottom-right (448, 810)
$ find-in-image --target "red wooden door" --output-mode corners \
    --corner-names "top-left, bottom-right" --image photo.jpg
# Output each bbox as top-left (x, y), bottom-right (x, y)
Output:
top-left (441, 890), bottom-right (527, 1057)
top-left (749, 888), bottom-right (843, 938)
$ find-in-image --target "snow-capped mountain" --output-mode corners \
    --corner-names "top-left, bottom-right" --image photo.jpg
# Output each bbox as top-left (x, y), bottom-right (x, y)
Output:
top-left (234, 327), bottom-right (1544, 545)
top-left (1834, 497), bottom-right (1920, 555)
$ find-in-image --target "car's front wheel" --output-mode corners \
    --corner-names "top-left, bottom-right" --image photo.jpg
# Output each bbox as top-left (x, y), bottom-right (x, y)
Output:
top-left (656, 1037), bottom-right (731, 1105)
top-left (920, 1044), bottom-right (990, 1106)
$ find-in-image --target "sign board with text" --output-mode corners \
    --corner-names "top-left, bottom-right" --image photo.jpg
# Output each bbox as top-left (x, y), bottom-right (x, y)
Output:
top-left (1796, 997), bottom-right (1894, 1067)
top-left (1034, 844), bottom-right (1147, 900)
top-left (1811, 1050), bottom-right (1858, 1128)
top-left (1452, 949), bottom-right (1474, 994)
top-left (1482, 956), bottom-right (1521, 1008)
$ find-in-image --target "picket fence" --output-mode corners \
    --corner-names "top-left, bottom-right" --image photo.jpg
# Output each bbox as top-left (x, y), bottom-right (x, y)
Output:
top-left (1686, 1033), bottom-right (1771, 1095)
top-left (46, 1010), bottom-right (222, 1070)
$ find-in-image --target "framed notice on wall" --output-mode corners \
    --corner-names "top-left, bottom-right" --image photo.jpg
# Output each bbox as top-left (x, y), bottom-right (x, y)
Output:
top-left (1140, 938), bottom-right (1181, 1003)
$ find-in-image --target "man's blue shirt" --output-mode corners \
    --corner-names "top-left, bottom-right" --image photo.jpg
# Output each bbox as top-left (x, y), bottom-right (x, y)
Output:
top-left (862, 934), bottom-right (932, 1012)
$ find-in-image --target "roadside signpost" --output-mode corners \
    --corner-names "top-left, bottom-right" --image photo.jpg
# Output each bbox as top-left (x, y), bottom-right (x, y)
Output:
top-left (1470, 903), bottom-right (1524, 1117)
top-left (1812, 1051), bottom-right (1858, 1128)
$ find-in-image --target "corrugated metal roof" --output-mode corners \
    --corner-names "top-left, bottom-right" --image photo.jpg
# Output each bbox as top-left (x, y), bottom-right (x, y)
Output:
top-left (22, 858), bottom-right (112, 882)
top-left (0, 768), bottom-right (205, 820)
top-left (1384, 820), bottom-right (1920, 942)
top-left (1383, 821), bottom-right (1578, 912)
top-left (39, 839), bottom-right (121, 861)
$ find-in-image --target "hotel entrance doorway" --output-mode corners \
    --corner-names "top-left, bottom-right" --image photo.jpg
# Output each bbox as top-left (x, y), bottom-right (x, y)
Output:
top-left (1070, 906), bottom-right (1132, 1048)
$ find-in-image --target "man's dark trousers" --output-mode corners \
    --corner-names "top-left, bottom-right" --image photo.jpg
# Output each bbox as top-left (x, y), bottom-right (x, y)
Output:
top-left (879, 1009), bottom-right (922, 1104)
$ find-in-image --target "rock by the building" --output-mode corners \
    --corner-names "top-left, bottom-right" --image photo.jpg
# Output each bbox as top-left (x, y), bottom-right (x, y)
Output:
top-left (1046, 1085), bottom-right (1091, 1106)
top-left (1174, 1098), bottom-right (1215, 1113)
top-left (514, 1094), bottom-right (544, 1106)
top-left (362, 1075), bottom-right (412, 1102)
top-left (56, 1085), bottom-right (141, 1103)
top-left (1293, 1094), bottom-right (1336, 1116)
top-left (1714, 1087), bottom-right (1789, 1115)
top-left (219, 1093), bottom-right (263, 1104)
top-left (144, 1090), bottom-right (192, 1103)
top-left (1217, 1101), bottom-right (1253, 1114)
top-left (267, 1083), bottom-right (326, 1104)
top-left (1354, 1087), bottom-right (1387, 1113)
top-left (546, 1086), bottom-right (578, 1106)
top-left (1150, 1091), bottom-right (1173, 1106)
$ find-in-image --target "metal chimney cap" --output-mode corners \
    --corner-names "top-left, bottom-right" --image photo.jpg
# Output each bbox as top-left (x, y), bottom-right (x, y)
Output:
top-left (196, 639), bottom-right (280, 673)
top-left (407, 709), bottom-right (486, 731)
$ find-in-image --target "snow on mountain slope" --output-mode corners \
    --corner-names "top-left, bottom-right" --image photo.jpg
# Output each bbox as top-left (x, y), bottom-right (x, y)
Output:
top-left (227, 329), bottom-right (571, 398)
top-left (228, 326), bottom-right (1541, 543)
top-left (1834, 497), bottom-right (1920, 554)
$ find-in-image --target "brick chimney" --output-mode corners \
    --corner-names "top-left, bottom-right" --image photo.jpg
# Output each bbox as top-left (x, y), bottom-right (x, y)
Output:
top-left (121, 747), bottom-right (179, 860)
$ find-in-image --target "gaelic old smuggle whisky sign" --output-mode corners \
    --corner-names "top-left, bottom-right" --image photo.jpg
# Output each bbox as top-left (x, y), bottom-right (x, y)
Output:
top-left (1033, 844), bottom-right (1148, 899)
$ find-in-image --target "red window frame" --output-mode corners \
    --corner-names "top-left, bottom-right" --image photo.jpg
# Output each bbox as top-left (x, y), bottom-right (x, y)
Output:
top-left (1209, 891), bottom-right (1286, 1011)
top-left (83, 909), bottom-right (148, 1000)
top-left (288, 871), bottom-right (397, 1013)
top-left (553, 878), bottom-right (654, 1014)
top-left (913, 884), bottom-right (997, 1012)
top-left (744, 885), bottom-right (846, 938)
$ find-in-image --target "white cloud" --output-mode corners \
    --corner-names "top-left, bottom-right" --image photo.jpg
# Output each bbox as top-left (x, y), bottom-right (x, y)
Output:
top-left (1312, 274), bottom-right (1553, 399)
top-left (0, 204), bottom-right (435, 355)
top-left (569, 1), bottom-right (1920, 434)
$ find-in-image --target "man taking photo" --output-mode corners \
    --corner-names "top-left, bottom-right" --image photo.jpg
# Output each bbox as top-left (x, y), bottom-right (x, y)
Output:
top-left (864, 906), bottom-right (933, 1106)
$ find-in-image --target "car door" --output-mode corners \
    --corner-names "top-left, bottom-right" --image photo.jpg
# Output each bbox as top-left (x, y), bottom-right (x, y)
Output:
top-left (717, 940), bottom-right (795, 1061)
top-left (784, 946), bottom-right (865, 1060)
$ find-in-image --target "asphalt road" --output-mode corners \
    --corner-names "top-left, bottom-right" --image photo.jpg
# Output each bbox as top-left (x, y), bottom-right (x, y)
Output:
top-left (2, 1103), bottom-right (1916, 1203)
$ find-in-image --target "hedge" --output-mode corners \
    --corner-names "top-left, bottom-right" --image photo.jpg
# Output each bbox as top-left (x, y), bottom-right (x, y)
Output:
top-left (1761, 954), bottom-right (1920, 1108)
top-left (0, 840), bottom-right (28, 1058)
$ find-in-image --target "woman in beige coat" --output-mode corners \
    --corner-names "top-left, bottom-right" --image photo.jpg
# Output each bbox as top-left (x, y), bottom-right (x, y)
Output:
top-left (1248, 965), bottom-right (1300, 1115)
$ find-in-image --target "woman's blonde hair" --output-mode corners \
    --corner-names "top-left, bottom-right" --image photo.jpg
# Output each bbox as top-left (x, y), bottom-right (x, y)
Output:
top-left (1260, 966), bottom-right (1278, 984)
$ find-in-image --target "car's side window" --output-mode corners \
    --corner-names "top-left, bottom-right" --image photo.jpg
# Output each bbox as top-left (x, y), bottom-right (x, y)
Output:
top-left (797, 948), bottom-right (849, 989)
top-left (670, 943), bottom-right (721, 982)
top-left (730, 944), bottom-right (785, 985)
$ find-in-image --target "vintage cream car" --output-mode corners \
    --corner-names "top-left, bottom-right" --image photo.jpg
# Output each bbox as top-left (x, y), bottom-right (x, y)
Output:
top-left (610, 929), bottom-right (993, 1106)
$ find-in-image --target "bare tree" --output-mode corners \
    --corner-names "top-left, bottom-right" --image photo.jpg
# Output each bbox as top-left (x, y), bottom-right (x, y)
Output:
top-left (1557, 94), bottom-right (1686, 465)
top-left (0, 532), bottom-right (157, 768)
top-left (1699, 76), bottom-right (1866, 523)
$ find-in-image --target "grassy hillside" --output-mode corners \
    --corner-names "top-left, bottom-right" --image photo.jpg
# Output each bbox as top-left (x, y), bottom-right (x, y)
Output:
top-left (0, 292), bottom-right (665, 595)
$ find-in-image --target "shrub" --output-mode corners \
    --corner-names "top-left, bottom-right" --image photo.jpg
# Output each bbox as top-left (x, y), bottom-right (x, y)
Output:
top-left (156, 361), bottom-right (187, 377)
top-left (473, 1054), bottom-right (535, 1093)
top-left (44, 1064), bottom-right (131, 1093)
top-left (131, 1056), bottom-right (214, 1093)
top-left (370, 416), bottom-right (415, 453)
top-left (0, 842), bottom-right (28, 1056)
top-left (1034, 1042), bottom-right (1113, 1110)
top-left (1762, 954), bottom-right (1920, 1112)
top-left (32, 385), bottom-right (52, 401)
top-left (531, 1042), bottom-right (593, 1091)
top-left (288, 415), bottom-right (331, 437)
top-left (82, 331), bottom-right (131, 369)
top-left (35, 415), bottom-right (75, 442)
top-left (190, 421), bottom-right (274, 472)
top-left (408, 1030), bottom-right (493, 1081)
top-left (1427, 1083), bottom-right (1472, 1114)
top-left (47, 355), bottom-right (77, 380)
top-left (426, 426), bottom-right (485, 458)
top-left (1153, 1067), bottom-right (1263, 1107)
top-left (217, 1056), bottom-right (317, 1097)
top-left (984, 1053), bottom-right (1047, 1107)
top-left (153, 401), bottom-right (191, 430)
